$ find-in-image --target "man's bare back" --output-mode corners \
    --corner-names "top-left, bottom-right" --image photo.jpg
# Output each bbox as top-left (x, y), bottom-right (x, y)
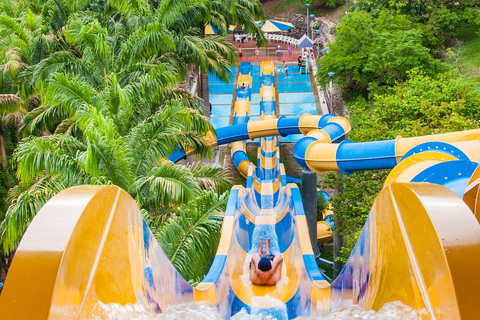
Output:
top-left (250, 237), bottom-right (283, 286)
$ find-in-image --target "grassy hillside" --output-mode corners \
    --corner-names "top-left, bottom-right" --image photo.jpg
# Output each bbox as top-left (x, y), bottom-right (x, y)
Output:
top-left (455, 24), bottom-right (480, 80)
top-left (262, 0), bottom-right (346, 21)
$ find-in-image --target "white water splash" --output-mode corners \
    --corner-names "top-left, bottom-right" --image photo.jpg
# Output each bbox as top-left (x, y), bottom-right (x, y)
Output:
top-left (299, 301), bottom-right (428, 320)
top-left (91, 300), bottom-right (428, 320)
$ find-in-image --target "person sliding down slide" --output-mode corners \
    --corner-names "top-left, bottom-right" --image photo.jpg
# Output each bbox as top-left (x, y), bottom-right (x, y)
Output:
top-left (250, 237), bottom-right (283, 285)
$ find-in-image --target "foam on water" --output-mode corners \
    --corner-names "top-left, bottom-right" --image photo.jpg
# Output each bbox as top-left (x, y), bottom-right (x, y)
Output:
top-left (92, 300), bottom-right (428, 319)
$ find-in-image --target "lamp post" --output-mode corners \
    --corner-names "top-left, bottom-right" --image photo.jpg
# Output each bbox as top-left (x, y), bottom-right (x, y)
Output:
top-left (315, 29), bottom-right (321, 56)
top-left (328, 71), bottom-right (335, 91)
top-left (310, 14), bottom-right (315, 39)
top-left (346, 0), bottom-right (349, 15)
top-left (306, 3), bottom-right (310, 38)
top-left (327, 71), bottom-right (335, 112)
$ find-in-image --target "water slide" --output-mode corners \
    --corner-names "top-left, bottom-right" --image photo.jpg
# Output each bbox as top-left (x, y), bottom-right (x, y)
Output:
top-left (2, 62), bottom-right (480, 319)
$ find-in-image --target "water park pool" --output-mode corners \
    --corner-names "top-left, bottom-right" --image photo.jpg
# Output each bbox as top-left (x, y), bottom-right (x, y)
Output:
top-left (209, 63), bottom-right (319, 143)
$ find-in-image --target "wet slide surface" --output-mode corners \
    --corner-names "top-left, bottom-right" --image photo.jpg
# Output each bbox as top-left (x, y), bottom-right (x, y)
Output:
top-left (2, 62), bottom-right (480, 319)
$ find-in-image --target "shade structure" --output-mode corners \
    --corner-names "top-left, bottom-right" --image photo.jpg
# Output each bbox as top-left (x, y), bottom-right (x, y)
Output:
top-left (256, 19), bottom-right (294, 32)
top-left (298, 34), bottom-right (314, 48)
top-left (205, 23), bottom-right (237, 35)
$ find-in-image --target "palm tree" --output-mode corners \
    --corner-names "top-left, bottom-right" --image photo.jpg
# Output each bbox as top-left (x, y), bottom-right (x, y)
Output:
top-left (0, 0), bottom-right (239, 284)
top-left (1, 73), bottom-right (233, 253)
top-left (167, 0), bottom-right (267, 117)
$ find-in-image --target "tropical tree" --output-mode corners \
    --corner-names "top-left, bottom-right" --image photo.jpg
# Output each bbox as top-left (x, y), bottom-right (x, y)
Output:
top-left (165, 0), bottom-right (266, 116)
top-left (1, 83), bottom-right (232, 253)
top-left (317, 10), bottom-right (446, 94)
top-left (322, 69), bottom-right (480, 263)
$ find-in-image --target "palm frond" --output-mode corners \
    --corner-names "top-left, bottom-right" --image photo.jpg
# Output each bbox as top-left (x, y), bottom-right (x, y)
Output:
top-left (135, 162), bottom-right (200, 207)
top-left (1, 176), bottom-right (68, 254)
top-left (117, 22), bottom-right (175, 66)
top-left (0, 15), bottom-right (29, 45)
top-left (14, 134), bottom-right (87, 184)
top-left (109, 0), bottom-right (150, 17)
top-left (190, 162), bottom-right (233, 194)
top-left (65, 17), bottom-right (113, 76)
top-left (0, 94), bottom-right (21, 115)
top-left (1, 48), bottom-right (25, 78)
top-left (43, 72), bottom-right (101, 115)
top-left (157, 189), bottom-right (228, 282)
top-left (128, 99), bottom-right (213, 177)
top-left (18, 104), bottom-right (67, 136)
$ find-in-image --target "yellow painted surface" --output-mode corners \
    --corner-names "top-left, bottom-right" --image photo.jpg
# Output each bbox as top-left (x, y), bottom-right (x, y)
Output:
top-left (364, 183), bottom-right (480, 318)
top-left (248, 118), bottom-right (279, 139)
top-left (395, 129), bottom-right (480, 160)
top-left (463, 166), bottom-right (480, 223)
top-left (260, 61), bottom-right (274, 75)
top-left (194, 283), bottom-right (216, 305)
top-left (298, 114), bottom-right (320, 135)
top-left (0, 186), bottom-right (148, 319)
top-left (238, 160), bottom-right (251, 178)
top-left (452, 140), bottom-right (480, 162)
top-left (304, 143), bottom-right (339, 172)
top-left (216, 216), bottom-right (235, 255)
top-left (306, 129), bottom-right (331, 143)
top-left (316, 221), bottom-right (332, 244)
top-left (234, 100), bottom-right (251, 116)
top-left (296, 215), bottom-right (314, 255)
top-left (237, 74), bottom-right (252, 87)
top-left (328, 116), bottom-right (352, 137)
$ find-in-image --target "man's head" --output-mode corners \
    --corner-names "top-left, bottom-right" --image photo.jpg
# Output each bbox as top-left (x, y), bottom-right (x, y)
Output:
top-left (257, 257), bottom-right (272, 272)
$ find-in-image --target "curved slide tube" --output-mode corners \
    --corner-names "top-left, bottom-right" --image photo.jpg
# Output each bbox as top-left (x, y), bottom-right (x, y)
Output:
top-left (294, 129), bottom-right (480, 174)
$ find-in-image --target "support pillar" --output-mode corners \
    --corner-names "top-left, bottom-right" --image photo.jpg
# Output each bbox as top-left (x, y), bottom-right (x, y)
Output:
top-left (301, 169), bottom-right (321, 260)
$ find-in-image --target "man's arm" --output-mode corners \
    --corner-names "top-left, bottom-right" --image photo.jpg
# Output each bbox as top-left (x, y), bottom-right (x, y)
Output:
top-left (250, 254), bottom-right (260, 283)
top-left (270, 255), bottom-right (284, 283)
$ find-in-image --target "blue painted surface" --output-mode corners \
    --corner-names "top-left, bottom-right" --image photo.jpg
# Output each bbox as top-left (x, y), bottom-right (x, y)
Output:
top-left (250, 104), bottom-right (260, 116)
top-left (251, 83), bottom-right (261, 93)
top-left (210, 117), bottom-right (230, 128)
top-left (210, 94), bottom-right (233, 105)
top-left (211, 105), bottom-right (231, 117)
top-left (280, 103), bottom-right (317, 115)
top-left (401, 141), bottom-right (469, 162)
top-left (278, 82), bottom-right (313, 93)
top-left (411, 161), bottom-right (479, 197)
top-left (216, 124), bottom-right (249, 145)
top-left (279, 92), bottom-right (315, 103)
top-left (282, 134), bottom-right (305, 142)
top-left (336, 140), bottom-right (398, 174)
top-left (277, 72), bottom-right (311, 83)
top-left (210, 84), bottom-right (235, 94)
top-left (330, 215), bottom-right (372, 310)
top-left (277, 116), bottom-right (301, 136)
top-left (251, 94), bottom-right (261, 104)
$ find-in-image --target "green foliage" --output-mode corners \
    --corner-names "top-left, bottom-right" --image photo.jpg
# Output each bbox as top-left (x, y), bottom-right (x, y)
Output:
top-left (322, 70), bottom-right (480, 262)
top-left (317, 9), bottom-right (447, 92)
top-left (352, 0), bottom-right (480, 40)
top-left (156, 190), bottom-right (228, 285)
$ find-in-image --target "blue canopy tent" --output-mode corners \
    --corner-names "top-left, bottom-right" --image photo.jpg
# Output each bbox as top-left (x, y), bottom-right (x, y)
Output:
top-left (298, 34), bottom-right (314, 48)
